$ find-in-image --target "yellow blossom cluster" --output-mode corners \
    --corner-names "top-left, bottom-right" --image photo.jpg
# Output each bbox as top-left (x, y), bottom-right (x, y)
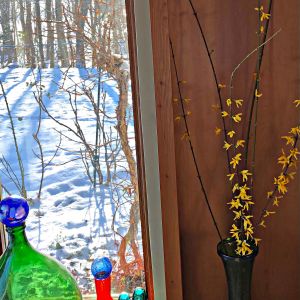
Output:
top-left (220, 91), bottom-right (258, 255)
top-left (259, 123), bottom-right (300, 229)
top-left (254, 6), bottom-right (271, 34)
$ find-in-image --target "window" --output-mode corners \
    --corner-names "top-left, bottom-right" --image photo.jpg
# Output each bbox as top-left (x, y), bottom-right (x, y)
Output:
top-left (0, 0), bottom-right (158, 298)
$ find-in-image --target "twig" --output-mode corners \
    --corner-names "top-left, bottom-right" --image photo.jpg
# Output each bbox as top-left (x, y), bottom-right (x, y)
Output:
top-left (245, 0), bottom-right (274, 166)
top-left (229, 29), bottom-right (280, 93)
top-left (256, 130), bottom-right (299, 227)
top-left (0, 80), bottom-right (27, 198)
top-left (170, 39), bottom-right (223, 241)
top-left (187, 0), bottom-right (231, 174)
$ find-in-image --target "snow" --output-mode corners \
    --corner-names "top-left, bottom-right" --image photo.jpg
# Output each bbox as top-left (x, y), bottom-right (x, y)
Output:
top-left (0, 67), bottom-right (142, 295)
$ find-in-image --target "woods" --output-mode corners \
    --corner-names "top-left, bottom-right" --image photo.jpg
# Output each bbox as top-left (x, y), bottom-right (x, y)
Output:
top-left (0, 0), bottom-right (127, 68)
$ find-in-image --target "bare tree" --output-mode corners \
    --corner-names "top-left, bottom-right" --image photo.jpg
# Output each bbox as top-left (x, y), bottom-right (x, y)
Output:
top-left (35, 0), bottom-right (46, 68)
top-left (46, 0), bottom-right (55, 67)
top-left (55, 0), bottom-right (69, 67)
top-left (0, 0), bottom-right (15, 66)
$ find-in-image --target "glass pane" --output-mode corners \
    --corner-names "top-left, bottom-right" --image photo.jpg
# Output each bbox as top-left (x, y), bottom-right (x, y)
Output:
top-left (0, 0), bottom-right (144, 297)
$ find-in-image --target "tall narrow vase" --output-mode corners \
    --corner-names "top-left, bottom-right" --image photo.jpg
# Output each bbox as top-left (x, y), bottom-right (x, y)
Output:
top-left (217, 239), bottom-right (258, 300)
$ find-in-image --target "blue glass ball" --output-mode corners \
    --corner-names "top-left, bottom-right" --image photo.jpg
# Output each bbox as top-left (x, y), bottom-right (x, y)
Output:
top-left (0, 196), bottom-right (29, 227)
top-left (91, 257), bottom-right (112, 280)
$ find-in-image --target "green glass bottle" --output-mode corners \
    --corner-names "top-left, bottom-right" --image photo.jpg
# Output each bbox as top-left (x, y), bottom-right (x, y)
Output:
top-left (0, 196), bottom-right (82, 300)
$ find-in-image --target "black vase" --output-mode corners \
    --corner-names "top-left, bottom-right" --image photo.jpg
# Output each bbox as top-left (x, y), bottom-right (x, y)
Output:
top-left (217, 239), bottom-right (258, 300)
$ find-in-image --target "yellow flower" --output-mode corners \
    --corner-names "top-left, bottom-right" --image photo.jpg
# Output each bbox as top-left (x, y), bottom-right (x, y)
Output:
top-left (227, 130), bottom-right (236, 138)
top-left (226, 98), bottom-right (232, 107)
top-left (293, 100), bottom-right (300, 107)
top-left (263, 210), bottom-right (276, 218)
top-left (245, 226), bottom-right (254, 239)
top-left (181, 132), bottom-right (189, 141)
top-left (273, 196), bottom-right (282, 207)
top-left (278, 149), bottom-right (290, 169)
top-left (255, 89), bottom-right (263, 98)
top-left (254, 238), bottom-right (262, 246)
top-left (243, 200), bottom-right (254, 211)
top-left (236, 240), bottom-right (252, 256)
top-left (230, 224), bottom-right (240, 240)
top-left (236, 185), bottom-right (251, 200)
top-left (175, 116), bottom-right (181, 122)
top-left (223, 141), bottom-right (232, 151)
top-left (260, 12), bottom-right (271, 22)
top-left (236, 140), bottom-right (245, 148)
top-left (290, 148), bottom-right (300, 160)
top-left (227, 199), bottom-right (242, 210)
top-left (233, 210), bottom-right (242, 220)
top-left (215, 127), bottom-right (221, 135)
top-left (255, 5), bottom-right (263, 11)
top-left (227, 173), bottom-right (235, 181)
top-left (230, 153), bottom-right (242, 169)
top-left (260, 25), bottom-right (264, 33)
top-left (240, 170), bottom-right (252, 182)
top-left (281, 135), bottom-right (295, 146)
top-left (243, 215), bottom-right (253, 230)
top-left (267, 191), bottom-right (273, 199)
top-left (232, 113), bottom-right (242, 123)
top-left (259, 220), bottom-right (266, 228)
top-left (274, 176), bottom-right (288, 194)
top-left (290, 126), bottom-right (300, 136)
top-left (288, 172), bottom-right (297, 180)
top-left (184, 98), bottom-right (191, 103)
top-left (222, 111), bottom-right (229, 117)
top-left (218, 83), bottom-right (226, 89)
top-left (232, 183), bottom-right (239, 193)
top-left (235, 99), bottom-right (244, 108)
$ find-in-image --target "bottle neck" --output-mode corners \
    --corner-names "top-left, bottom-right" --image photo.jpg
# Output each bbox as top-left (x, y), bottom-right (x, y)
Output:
top-left (95, 277), bottom-right (113, 300)
top-left (6, 224), bottom-right (30, 248)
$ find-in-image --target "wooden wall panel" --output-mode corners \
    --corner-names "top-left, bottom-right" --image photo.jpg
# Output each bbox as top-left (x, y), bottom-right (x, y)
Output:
top-left (161, 0), bottom-right (300, 299)
top-left (149, 0), bottom-right (184, 299)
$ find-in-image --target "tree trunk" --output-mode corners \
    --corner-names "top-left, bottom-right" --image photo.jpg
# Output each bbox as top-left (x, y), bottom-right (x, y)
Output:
top-left (0, 0), bottom-right (15, 66)
top-left (18, 0), bottom-right (30, 65)
top-left (75, 0), bottom-right (90, 68)
top-left (25, 0), bottom-right (36, 68)
top-left (46, 0), bottom-right (55, 67)
top-left (55, 0), bottom-right (68, 67)
top-left (35, 0), bottom-right (45, 68)
top-left (116, 69), bottom-right (143, 272)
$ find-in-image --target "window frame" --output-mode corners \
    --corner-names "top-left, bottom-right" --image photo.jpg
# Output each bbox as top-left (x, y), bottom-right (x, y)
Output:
top-left (0, 0), bottom-right (181, 298)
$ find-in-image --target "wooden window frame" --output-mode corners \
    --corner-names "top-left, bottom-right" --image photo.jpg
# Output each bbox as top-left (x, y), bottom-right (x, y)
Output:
top-left (127, 0), bottom-right (183, 299)
top-left (0, 0), bottom-right (183, 299)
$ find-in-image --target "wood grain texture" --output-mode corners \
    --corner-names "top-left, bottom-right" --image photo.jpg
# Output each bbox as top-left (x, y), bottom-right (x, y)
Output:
top-left (148, 0), bottom-right (184, 299)
top-left (164, 0), bottom-right (300, 299)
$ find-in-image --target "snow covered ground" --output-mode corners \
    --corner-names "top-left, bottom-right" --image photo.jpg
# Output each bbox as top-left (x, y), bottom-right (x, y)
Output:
top-left (0, 67), bottom-right (142, 295)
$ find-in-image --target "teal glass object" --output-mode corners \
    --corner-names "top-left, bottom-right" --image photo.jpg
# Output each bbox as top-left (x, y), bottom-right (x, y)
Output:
top-left (132, 287), bottom-right (147, 300)
top-left (118, 292), bottom-right (130, 300)
top-left (0, 196), bottom-right (82, 299)
top-left (217, 238), bottom-right (258, 300)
